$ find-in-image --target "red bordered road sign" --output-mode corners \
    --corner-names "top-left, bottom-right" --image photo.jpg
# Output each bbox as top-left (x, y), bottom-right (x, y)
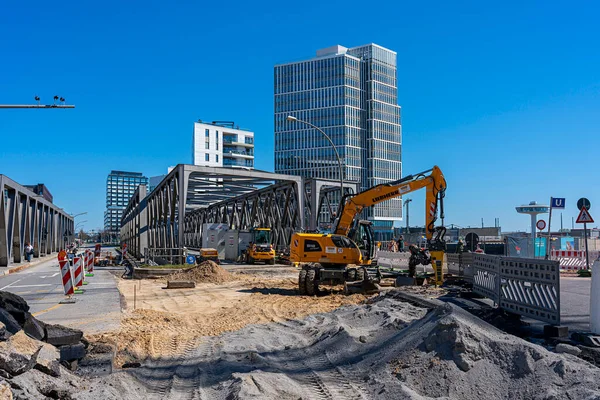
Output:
top-left (536, 220), bottom-right (546, 230)
top-left (576, 207), bottom-right (594, 224)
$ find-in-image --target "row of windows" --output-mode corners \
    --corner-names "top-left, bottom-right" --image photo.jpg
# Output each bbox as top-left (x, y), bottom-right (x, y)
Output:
top-left (107, 177), bottom-right (147, 183)
top-left (275, 56), bottom-right (361, 94)
top-left (204, 129), bottom-right (220, 150)
top-left (204, 154), bottom-right (220, 163)
top-left (274, 86), bottom-right (360, 113)
top-left (275, 126), bottom-right (369, 151)
top-left (368, 140), bottom-right (401, 160)
top-left (223, 158), bottom-right (254, 167)
top-left (368, 159), bottom-right (402, 181)
top-left (348, 45), bottom-right (397, 68)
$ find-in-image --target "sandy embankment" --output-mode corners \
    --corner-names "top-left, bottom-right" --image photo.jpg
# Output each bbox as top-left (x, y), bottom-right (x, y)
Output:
top-left (91, 264), bottom-right (367, 364)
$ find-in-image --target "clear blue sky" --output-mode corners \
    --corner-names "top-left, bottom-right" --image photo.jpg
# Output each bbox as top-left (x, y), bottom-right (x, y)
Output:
top-left (1, 1), bottom-right (599, 233)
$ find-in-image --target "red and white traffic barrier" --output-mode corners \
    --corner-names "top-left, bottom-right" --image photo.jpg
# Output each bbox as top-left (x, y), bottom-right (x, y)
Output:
top-left (552, 250), bottom-right (586, 258)
top-left (59, 259), bottom-right (75, 296)
top-left (557, 258), bottom-right (586, 271)
top-left (73, 256), bottom-right (84, 288)
top-left (86, 250), bottom-right (94, 273)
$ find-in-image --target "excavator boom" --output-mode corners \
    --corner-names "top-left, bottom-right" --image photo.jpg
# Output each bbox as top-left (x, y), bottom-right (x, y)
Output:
top-left (334, 166), bottom-right (447, 243)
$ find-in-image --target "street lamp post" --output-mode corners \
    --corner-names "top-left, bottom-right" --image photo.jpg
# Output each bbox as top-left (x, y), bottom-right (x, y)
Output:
top-left (286, 116), bottom-right (344, 199)
top-left (72, 212), bottom-right (88, 219)
top-left (404, 198), bottom-right (412, 233)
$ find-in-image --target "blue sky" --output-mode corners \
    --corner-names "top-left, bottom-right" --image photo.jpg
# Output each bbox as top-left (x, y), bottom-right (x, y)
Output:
top-left (1, 1), bottom-right (599, 233)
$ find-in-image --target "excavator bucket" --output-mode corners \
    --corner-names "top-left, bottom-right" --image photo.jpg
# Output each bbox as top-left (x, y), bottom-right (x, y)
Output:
top-left (344, 279), bottom-right (380, 295)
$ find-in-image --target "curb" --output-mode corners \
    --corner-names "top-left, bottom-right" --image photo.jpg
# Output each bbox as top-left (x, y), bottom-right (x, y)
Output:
top-left (0, 255), bottom-right (58, 277)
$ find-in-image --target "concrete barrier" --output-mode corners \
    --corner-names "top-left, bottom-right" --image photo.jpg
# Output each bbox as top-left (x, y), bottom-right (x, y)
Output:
top-left (166, 281), bottom-right (196, 289)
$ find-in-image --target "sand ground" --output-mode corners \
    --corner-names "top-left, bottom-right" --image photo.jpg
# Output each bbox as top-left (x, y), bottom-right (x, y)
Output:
top-left (91, 268), bottom-right (368, 365)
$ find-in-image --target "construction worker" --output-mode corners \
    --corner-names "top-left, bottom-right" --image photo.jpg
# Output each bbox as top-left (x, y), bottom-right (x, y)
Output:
top-left (396, 235), bottom-right (405, 252)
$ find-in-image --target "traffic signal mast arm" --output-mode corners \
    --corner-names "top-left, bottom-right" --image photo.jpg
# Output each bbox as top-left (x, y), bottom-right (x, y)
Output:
top-left (333, 166), bottom-right (447, 242)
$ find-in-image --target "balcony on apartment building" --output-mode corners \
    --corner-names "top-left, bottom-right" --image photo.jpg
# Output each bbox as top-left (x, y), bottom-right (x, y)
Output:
top-left (222, 132), bottom-right (254, 148)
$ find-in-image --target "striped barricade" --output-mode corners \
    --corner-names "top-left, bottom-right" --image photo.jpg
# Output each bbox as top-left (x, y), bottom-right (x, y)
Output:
top-left (73, 256), bottom-right (84, 289)
top-left (59, 259), bottom-right (75, 296)
top-left (86, 250), bottom-right (94, 275)
top-left (552, 250), bottom-right (586, 258)
top-left (551, 250), bottom-right (588, 271)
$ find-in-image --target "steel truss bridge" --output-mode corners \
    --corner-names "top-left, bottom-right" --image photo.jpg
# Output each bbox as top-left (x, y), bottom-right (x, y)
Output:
top-left (120, 164), bottom-right (358, 259)
top-left (0, 175), bottom-right (74, 266)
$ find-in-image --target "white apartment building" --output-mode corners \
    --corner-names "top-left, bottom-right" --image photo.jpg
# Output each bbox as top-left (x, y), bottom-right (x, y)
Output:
top-left (192, 121), bottom-right (254, 169)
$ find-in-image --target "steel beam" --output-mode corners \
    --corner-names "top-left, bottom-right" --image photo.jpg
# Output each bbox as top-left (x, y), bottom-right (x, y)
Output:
top-left (0, 175), bottom-right (73, 266)
top-left (120, 164), bottom-right (361, 257)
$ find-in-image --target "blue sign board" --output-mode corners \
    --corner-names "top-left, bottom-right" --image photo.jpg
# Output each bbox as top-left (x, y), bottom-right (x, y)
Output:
top-left (551, 198), bottom-right (566, 209)
top-left (534, 238), bottom-right (547, 257)
top-left (186, 255), bottom-right (196, 265)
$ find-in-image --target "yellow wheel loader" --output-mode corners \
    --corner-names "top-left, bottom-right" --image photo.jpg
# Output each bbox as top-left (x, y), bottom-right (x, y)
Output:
top-left (245, 228), bottom-right (276, 265)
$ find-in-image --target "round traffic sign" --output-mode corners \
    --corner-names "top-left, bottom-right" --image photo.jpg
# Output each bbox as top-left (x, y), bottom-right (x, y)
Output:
top-left (186, 255), bottom-right (196, 265)
top-left (577, 198), bottom-right (591, 211)
top-left (536, 219), bottom-right (546, 230)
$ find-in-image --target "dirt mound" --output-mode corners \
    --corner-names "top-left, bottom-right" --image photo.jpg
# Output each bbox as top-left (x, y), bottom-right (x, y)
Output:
top-left (168, 260), bottom-right (232, 284)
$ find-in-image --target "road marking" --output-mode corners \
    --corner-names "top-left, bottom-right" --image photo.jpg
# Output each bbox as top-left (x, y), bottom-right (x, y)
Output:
top-left (9, 284), bottom-right (53, 288)
top-left (40, 272), bottom-right (60, 278)
top-left (32, 303), bottom-right (63, 317)
top-left (0, 278), bottom-right (23, 291)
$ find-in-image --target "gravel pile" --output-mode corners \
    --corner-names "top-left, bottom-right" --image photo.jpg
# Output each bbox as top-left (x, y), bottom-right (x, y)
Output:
top-left (109, 290), bottom-right (600, 399)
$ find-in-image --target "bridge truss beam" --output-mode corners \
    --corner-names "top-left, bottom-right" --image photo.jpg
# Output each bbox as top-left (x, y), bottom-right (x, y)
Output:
top-left (0, 175), bottom-right (74, 266)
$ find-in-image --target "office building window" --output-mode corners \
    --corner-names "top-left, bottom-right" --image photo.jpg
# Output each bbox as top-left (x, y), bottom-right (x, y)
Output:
top-left (216, 154), bottom-right (219, 163)
top-left (216, 132), bottom-right (219, 150)
top-left (205, 154), bottom-right (210, 162)
top-left (205, 141), bottom-right (209, 149)
top-left (205, 129), bottom-right (209, 138)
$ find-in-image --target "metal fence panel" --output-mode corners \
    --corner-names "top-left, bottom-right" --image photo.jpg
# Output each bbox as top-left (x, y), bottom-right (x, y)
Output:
top-left (498, 257), bottom-right (560, 325)
top-left (446, 253), bottom-right (460, 275)
top-left (473, 254), bottom-right (500, 303)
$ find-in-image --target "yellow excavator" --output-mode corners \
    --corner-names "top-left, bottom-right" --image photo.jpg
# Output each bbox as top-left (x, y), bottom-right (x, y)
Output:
top-left (290, 166), bottom-right (447, 295)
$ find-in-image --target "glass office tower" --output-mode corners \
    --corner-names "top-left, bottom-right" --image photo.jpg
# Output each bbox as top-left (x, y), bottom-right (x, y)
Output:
top-left (274, 44), bottom-right (402, 239)
top-left (104, 170), bottom-right (148, 240)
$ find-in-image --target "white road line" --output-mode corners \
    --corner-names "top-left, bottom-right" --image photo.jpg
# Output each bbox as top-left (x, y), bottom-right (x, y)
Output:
top-left (9, 284), bottom-right (53, 288)
top-left (0, 278), bottom-right (23, 291)
top-left (40, 272), bottom-right (60, 278)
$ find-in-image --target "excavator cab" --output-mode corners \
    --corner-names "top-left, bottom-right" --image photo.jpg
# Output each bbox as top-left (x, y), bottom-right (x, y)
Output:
top-left (348, 220), bottom-right (375, 264)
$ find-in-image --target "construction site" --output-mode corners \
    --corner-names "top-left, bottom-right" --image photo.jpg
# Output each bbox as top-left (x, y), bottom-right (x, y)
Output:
top-left (1, 164), bottom-right (600, 399)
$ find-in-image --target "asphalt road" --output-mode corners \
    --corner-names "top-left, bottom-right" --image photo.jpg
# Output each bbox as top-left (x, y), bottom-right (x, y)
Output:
top-left (560, 276), bottom-right (591, 332)
top-left (0, 247), bottom-right (122, 334)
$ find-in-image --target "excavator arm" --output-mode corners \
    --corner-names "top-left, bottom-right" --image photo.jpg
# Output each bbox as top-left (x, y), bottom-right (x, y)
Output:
top-left (334, 166), bottom-right (447, 250)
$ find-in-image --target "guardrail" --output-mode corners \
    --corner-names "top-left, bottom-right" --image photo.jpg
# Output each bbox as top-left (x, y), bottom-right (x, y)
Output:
top-left (473, 254), bottom-right (560, 325)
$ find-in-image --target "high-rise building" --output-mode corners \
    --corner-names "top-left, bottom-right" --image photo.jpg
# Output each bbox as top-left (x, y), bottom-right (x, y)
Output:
top-left (104, 171), bottom-right (148, 237)
top-left (274, 44), bottom-right (402, 239)
top-left (192, 121), bottom-right (254, 169)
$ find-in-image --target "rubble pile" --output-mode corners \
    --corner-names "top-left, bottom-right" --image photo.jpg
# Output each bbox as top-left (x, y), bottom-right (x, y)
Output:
top-left (0, 291), bottom-right (109, 399)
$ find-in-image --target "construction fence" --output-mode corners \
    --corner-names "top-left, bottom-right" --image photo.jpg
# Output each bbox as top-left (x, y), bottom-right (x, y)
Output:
top-left (472, 254), bottom-right (561, 325)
